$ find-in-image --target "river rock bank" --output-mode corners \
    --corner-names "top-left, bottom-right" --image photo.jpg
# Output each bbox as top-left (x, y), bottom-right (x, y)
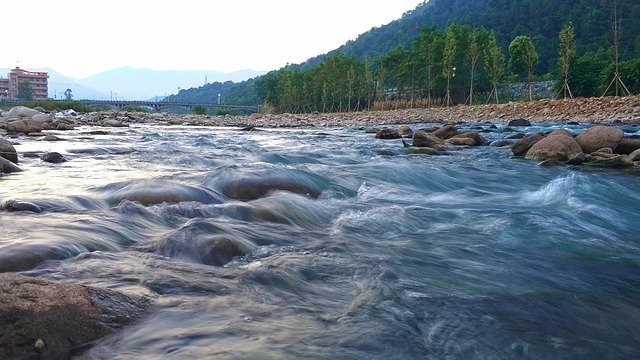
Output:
top-left (1, 96), bottom-right (639, 131)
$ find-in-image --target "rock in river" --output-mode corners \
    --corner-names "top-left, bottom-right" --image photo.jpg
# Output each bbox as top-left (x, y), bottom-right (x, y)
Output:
top-left (525, 131), bottom-right (583, 161)
top-left (0, 138), bottom-right (18, 164)
top-left (0, 273), bottom-right (149, 360)
top-left (576, 126), bottom-right (624, 154)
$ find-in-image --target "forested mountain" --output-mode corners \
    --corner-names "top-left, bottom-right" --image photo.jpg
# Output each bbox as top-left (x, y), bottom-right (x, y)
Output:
top-left (312, 0), bottom-right (639, 75)
top-left (169, 0), bottom-right (640, 111)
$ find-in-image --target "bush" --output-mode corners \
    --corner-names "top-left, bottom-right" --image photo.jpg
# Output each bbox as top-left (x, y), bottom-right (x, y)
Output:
top-left (214, 109), bottom-right (231, 116)
top-left (123, 106), bottom-right (150, 113)
top-left (192, 104), bottom-right (208, 115)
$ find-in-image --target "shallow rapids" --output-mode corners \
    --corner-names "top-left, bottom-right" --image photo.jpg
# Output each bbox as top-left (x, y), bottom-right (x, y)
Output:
top-left (1, 121), bottom-right (640, 359)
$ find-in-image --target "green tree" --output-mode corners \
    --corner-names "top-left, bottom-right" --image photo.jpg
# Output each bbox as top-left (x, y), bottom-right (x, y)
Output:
top-left (558, 22), bottom-right (577, 98)
top-left (442, 26), bottom-right (458, 107)
top-left (362, 56), bottom-right (375, 110)
top-left (568, 51), bottom-right (608, 97)
top-left (64, 88), bottom-right (73, 101)
top-left (465, 28), bottom-right (482, 104)
top-left (508, 35), bottom-right (539, 101)
top-left (413, 25), bottom-right (444, 107)
top-left (17, 81), bottom-right (34, 101)
top-left (192, 104), bottom-right (208, 115)
top-left (484, 31), bottom-right (505, 103)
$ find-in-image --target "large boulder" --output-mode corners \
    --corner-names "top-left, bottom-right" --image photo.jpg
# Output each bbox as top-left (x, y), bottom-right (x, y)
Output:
top-left (432, 124), bottom-right (458, 139)
top-left (576, 126), bottom-right (624, 154)
top-left (219, 176), bottom-right (321, 201)
top-left (0, 273), bottom-right (149, 360)
top-left (396, 125), bottom-right (413, 137)
top-left (6, 106), bottom-right (42, 119)
top-left (0, 138), bottom-right (18, 163)
top-left (447, 132), bottom-right (485, 146)
top-left (41, 152), bottom-right (67, 163)
top-left (614, 138), bottom-right (640, 155)
top-left (136, 219), bottom-right (257, 266)
top-left (511, 133), bottom-right (544, 156)
top-left (0, 156), bottom-right (23, 173)
top-left (412, 130), bottom-right (446, 148)
top-left (4, 118), bottom-right (44, 134)
top-left (508, 118), bottom-right (531, 127)
top-left (525, 132), bottom-right (583, 161)
top-left (375, 128), bottom-right (401, 139)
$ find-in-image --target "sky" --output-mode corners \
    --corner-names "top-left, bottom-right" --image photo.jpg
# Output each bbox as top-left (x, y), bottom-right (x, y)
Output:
top-left (5, 0), bottom-right (425, 79)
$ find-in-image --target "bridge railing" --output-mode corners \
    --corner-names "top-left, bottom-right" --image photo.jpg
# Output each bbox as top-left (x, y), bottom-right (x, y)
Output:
top-left (0, 99), bottom-right (260, 113)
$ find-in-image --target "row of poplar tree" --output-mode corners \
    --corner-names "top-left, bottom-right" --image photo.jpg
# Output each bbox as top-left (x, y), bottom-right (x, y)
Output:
top-left (253, 21), bottom-right (622, 114)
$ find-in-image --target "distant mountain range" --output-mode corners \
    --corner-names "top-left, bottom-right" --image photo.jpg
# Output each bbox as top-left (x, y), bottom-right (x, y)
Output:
top-left (0, 67), bottom-right (267, 101)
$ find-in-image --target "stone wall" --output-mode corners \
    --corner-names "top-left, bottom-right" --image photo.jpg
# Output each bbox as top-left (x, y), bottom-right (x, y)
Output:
top-left (498, 81), bottom-right (556, 99)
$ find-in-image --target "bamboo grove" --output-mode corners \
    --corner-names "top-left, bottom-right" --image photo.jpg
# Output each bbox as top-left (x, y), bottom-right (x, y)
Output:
top-left (254, 22), bottom-right (640, 114)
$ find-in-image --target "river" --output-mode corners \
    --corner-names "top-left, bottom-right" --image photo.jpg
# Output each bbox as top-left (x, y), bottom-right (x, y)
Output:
top-left (1, 121), bottom-right (640, 359)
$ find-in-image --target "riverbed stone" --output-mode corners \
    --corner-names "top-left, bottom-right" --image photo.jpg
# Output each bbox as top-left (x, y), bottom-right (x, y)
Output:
top-left (511, 133), bottom-right (544, 156)
top-left (445, 137), bottom-right (476, 146)
top-left (583, 154), bottom-right (633, 169)
top-left (7, 106), bottom-right (42, 118)
top-left (508, 118), bottom-right (531, 127)
top-left (525, 132), bottom-right (583, 161)
top-left (1, 199), bottom-right (42, 213)
top-left (219, 176), bottom-right (321, 201)
top-left (4, 118), bottom-right (44, 134)
top-left (0, 138), bottom-right (18, 163)
top-left (614, 138), bottom-right (640, 154)
top-left (576, 126), bottom-right (624, 154)
top-left (629, 149), bottom-right (640, 162)
top-left (450, 132), bottom-right (485, 146)
top-left (41, 152), bottom-right (67, 163)
top-left (0, 273), bottom-right (149, 360)
top-left (432, 124), bottom-right (458, 139)
top-left (412, 130), bottom-right (445, 148)
top-left (396, 125), bottom-right (413, 137)
top-left (375, 128), bottom-right (401, 139)
top-left (0, 156), bottom-right (23, 173)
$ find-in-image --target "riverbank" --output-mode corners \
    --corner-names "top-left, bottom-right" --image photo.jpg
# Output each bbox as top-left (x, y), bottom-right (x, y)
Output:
top-left (1, 95), bottom-right (639, 132)
top-left (129, 95), bottom-right (640, 128)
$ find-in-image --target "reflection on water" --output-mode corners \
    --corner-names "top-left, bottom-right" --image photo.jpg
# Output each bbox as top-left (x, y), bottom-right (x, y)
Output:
top-left (2, 123), bottom-right (640, 359)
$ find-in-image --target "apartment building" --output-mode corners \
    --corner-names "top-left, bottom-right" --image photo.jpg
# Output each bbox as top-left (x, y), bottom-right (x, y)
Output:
top-left (0, 66), bottom-right (49, 101)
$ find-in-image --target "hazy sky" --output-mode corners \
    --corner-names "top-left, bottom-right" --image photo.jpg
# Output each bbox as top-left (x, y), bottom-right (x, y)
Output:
top-left (6, 0), bottom-right (424, 79)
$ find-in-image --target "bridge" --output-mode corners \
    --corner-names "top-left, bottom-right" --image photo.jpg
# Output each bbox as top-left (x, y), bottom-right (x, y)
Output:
top-left (1, 99), bottom-right (260, 113)
top-left (77, 100), bottom-right (261, 113)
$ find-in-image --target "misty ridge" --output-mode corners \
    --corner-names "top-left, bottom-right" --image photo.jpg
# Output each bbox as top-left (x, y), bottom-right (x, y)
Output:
top-left (0, 67), bottom-right (267, 101)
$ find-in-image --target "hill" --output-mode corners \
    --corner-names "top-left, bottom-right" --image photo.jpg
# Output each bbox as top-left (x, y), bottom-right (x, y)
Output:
top-left (306, 0), bottom-right (639, 75)
top-left (169, 0), bottom-right (640, 108)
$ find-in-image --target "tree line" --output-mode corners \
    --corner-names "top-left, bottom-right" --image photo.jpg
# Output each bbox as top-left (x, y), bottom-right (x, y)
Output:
top-left (254, 21), bottom-right (639, 114)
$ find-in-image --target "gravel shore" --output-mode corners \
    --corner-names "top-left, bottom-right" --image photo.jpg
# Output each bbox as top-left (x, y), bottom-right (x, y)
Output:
top-left (108, 95), bottom-right (639, 128)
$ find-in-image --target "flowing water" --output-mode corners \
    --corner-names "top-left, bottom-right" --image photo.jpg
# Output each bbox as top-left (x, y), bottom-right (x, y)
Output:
top-left (1, 121), bottom-right (640, 359)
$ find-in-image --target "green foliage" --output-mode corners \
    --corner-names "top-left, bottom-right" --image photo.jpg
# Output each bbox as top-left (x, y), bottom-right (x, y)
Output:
top-left (602, 58), bottom-right (640, 96)
top-left (17, 81), bottom-right (34, 101)
top-left (484, 30), bottom-right (506, 103)
top-left (123, 106), bottom-right (150, 113)
top-left (171, 0), bottom-right (640, 112)
top-left (508, 36), bottom-right (538, 78)
top-left (192, 104), bottom-right (208, 115)
top-left (214, 109), bottom-right (231, 116)
top-left (558, 22), bottom-right (577, 98)
top-left (508, 35), bottom-right (539, 100)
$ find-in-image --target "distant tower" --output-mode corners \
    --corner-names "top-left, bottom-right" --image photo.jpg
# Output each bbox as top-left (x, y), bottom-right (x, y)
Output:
top-left (205, 74), bottom-right (208, 85)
